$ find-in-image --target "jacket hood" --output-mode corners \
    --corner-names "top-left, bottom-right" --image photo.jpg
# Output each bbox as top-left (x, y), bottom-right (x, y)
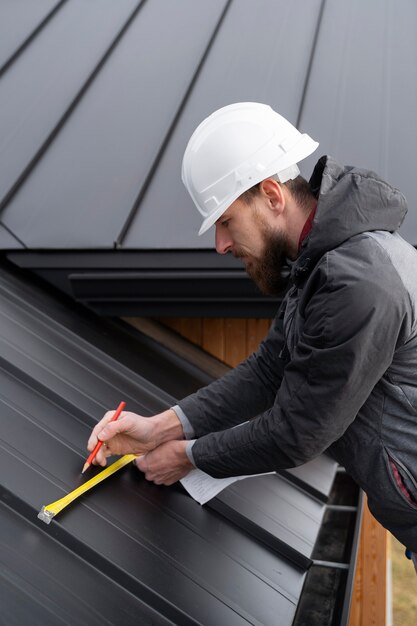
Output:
top-left (293, 156), bottom-right (408, 283)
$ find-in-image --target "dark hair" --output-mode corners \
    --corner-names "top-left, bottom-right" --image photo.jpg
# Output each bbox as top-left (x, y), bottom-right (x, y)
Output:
top-left (241, 175), bottom-right (315, 213)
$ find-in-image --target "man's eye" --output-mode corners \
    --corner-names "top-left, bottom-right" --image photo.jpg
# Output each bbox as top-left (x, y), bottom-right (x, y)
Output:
top-left (221, 219), bottom-right (229, 227)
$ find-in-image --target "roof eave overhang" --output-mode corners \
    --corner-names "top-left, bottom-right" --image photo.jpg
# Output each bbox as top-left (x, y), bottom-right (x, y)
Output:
top-left (6, 249), bottom-right (283, 318)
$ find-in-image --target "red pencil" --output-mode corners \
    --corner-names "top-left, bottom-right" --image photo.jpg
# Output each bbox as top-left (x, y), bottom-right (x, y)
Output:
top-left (82, 401), bottom-right (126, 473)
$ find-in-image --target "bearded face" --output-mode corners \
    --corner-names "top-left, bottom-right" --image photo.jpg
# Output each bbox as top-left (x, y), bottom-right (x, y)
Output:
top-left (234, 209), bottom-right (290, 296)
top-left (214, 187), bottom-right (294, 296)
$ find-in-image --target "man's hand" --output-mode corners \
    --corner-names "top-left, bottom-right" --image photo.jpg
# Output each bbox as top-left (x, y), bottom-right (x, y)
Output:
top-left (136, 440), bottom-right (193, 485)
top-left (87, 408), bottom-right (184, 467)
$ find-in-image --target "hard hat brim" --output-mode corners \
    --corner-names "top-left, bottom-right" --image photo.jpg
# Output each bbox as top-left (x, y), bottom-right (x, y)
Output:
top-left (197, 135), bottom-right (319, 236)
top-left (198, 205), bottom-right (230, 236)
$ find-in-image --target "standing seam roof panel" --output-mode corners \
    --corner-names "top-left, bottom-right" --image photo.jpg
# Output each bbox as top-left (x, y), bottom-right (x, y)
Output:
top-left (0, 0), bottom-right (416, 256)
top-left (1, 0), bottom-right (228, 249)
top-left (0, 502), bottom-right (173, 626)
top-left (299, 0), bottom-right (417, 244)
top-left (0, 293), bottom-right (174, 418)
top-left (0, 266), bottom-right (311, 626)
top-left (0, 363), bottom-right (303, 626)
top-left (0, 223), bottom-right (23, 249)
top-left (0, 0), bottom-right (138, 207)
top-left (0, 0), bottom-right (60, 70)
top-left (124, 0), bottom-right (324, 249)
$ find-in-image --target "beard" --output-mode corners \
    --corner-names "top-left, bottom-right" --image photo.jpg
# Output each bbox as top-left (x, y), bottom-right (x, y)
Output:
top-left (237, 223), bottom-right (290, 296)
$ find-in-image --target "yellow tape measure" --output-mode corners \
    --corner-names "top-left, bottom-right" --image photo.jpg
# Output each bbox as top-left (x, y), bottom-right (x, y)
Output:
top-left (37, 454), bottom-right (137, 524)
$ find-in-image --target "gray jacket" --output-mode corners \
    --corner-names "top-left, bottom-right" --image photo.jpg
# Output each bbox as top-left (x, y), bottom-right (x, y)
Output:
top-left (179, 156), bottom-right (417, 551)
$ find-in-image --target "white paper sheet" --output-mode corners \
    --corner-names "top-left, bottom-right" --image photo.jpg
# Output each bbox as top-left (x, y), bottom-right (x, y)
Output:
top-left (180, 468), bottom-right (274, 505)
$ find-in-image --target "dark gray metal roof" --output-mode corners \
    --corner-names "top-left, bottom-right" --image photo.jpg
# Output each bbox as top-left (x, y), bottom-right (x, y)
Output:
top-left (299, 0), bottom-right (417, 243)
top-left (1, 0), bottom-right (415, 315)
top-left (0, 263), bottom-right (360, 625)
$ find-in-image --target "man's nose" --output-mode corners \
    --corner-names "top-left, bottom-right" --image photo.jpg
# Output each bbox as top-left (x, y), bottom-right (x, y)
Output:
top-left (215, 226), bottom-right (233, 255)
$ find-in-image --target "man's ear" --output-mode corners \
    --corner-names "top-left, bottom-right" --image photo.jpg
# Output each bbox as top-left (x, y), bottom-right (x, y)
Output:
top-left (259, 178), bottom-right (285, 215)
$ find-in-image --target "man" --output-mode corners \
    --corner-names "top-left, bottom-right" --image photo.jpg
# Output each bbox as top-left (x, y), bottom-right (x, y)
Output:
top-left (88, 102), bottom-right (417, 562)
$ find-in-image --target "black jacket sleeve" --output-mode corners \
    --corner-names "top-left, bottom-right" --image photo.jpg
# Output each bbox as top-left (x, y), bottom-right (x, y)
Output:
top-left (190, 243), bottom-right (410, 477)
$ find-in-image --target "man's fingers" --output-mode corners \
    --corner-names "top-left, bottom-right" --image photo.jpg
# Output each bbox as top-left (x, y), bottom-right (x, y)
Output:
top-left (87, 412), bottom-right (130, 451)
top-left (136, 455), bottom-right (156, 481)
top-left (135, 451), bottom-right (178, 485)
top-left (96, 420), bottom-right (118, 442)
top-left (87, 410), bottom-right (121, 450)
top-left (135, 455), bottom-right (147, 472)
top-left (93, 443), bottom-right (110, 466)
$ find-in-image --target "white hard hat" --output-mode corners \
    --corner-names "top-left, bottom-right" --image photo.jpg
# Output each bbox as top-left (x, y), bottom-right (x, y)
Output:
top-left (182, 102), bottom-right (319, 235)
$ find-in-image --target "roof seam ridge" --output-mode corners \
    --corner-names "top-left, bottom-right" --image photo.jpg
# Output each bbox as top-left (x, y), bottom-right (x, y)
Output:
top-left (0, 220), bottom-right (26, 248)
top-left (0, 0), bottom-right (68, 79)
top-left (114, 0), bottom-right (234, 248)
top-left (0, 0), bottom-right (147, 218)
top-left (296, 0), bottom-right (327, 129)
